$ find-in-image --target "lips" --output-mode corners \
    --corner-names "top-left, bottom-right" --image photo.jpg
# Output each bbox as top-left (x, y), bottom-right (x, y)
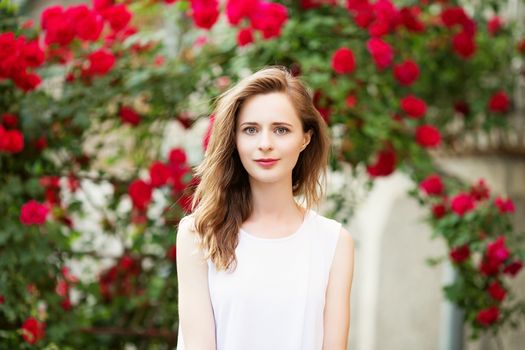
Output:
top-left (255, 159), bottom-right (279, 167)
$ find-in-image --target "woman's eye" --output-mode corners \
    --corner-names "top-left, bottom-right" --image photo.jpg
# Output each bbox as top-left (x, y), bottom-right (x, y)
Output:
top-left (244, 127), bottom-right (257, 134)
top-left (276, 127), bottom-right (289, 135)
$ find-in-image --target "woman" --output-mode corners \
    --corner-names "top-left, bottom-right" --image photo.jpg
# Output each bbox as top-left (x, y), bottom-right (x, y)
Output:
top-left (176, 66), bottom-right (355, 350)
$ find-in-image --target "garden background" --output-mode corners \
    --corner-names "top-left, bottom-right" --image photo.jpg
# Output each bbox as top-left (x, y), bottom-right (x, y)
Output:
top-left (1, 0), bottom-right (525, 349)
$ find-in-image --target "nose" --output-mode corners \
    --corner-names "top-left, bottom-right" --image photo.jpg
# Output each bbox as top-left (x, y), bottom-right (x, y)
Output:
top-left (257, 129), bottom-right (273, 151)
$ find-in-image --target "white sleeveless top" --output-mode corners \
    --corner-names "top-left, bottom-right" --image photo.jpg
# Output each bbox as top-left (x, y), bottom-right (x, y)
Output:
top-left (176, 208), bottom-right (343, 350)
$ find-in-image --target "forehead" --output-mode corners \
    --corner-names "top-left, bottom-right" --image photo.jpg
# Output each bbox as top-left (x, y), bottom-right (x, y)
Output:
top-left (237, 92), bottom-right (300, 125)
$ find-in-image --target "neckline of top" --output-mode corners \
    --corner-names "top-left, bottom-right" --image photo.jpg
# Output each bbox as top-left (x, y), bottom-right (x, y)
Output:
top-left (239, 208), bottom-right (315, 242)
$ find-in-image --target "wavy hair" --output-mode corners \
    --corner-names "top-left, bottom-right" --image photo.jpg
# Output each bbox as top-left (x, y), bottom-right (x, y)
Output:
top-left (185, 65), bottom-right (331, 272)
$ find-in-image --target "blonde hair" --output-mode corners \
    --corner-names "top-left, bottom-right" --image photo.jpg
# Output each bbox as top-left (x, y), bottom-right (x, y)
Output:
top-left (185, 65), bottom-right (331, 272)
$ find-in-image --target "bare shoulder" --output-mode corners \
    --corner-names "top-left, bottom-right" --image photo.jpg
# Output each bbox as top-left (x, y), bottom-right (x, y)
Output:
top-left (338, 226), bottom-right (354, 254)
top-left (176, 214), bottom-right (206, 262)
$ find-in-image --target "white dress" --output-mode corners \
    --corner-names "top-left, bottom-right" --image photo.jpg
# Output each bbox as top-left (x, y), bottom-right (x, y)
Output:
top-left (177, 208), bottom-right (343, 350)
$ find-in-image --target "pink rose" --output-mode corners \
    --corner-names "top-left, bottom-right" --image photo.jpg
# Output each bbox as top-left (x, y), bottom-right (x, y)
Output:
top-left (20, 200), bottom-right (49, 225)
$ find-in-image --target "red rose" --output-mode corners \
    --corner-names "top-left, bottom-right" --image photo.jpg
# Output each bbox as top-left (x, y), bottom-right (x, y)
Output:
top-left (93, 0), bottom-right (113, 13)
top-left (13, 71), bottom-right (42, 92)
top-left (366, 147), bottom-right (396, 177)
top-left (415, 125), bottom-right (441, 148)
top-left (331, 47), bottom-right (356, 74)
top-left (494, 196), bottom-right (515, 214)
top-left (368, 19), bottom-right (390, 37)
top-left (300, 0), bottom-right (336, 10)
top-left (470, 179), bottom-right (490, 201)
top-left (450, 192), bottom-right (475, 216)
top-left (432, 202), bottom-right (447, 219)
top-left (440, 6), bottom-right (469, 28)
top-left (41, 5), bottom-right (64, 30)
top-left (249, 1), bottom-right (288, 39)
top-left (419, 174), bottom-right (444, 196)
top-left (488, 91), bottom-right (510, 113)
top-left (488, 281), bottom-right (506, 302)
top-left (87, 49), bottom-right (116, 76)
top-left (119, 106), bottom-right (141, 126)
top-left (103, 4), bottom-right (132, 32)
top-left (345, 95), bottom-right (357, 108)
top-left (399, 6), bottom-right (424, 32)
top-left (476, 306), bottom-right (499, 326)
top-left (487, 17), bottom-right (502, 36)
top-left (149, 161), bottom-right (171, 187)
top-left (191, 0), bottom-right (220, 30)
top-left (393, 60), bottom-right (420, 86)
top-left (60, 298), bottom-right (73, 311)
top-left (401, 95), bottom-right (426, 118)
top-left (21, 41), bottom-right (45, 68)
top-left (20, 200), bottom-right (49, 225)
top-left (168, 147), bottom-right (188, 165)
top-left (450, 245), bottom-right (470, 264)
top-left (452, 30), bottom-right (476, 59)
top-left (21, 317), bottom-right (45, 344)
top-left (128, 179), bottom-right (152, 210)
top-left (2, 130), bottom-right (24, 153)
top-left (237, 28), bottom-right (254, 46)
top-left (44, 16), bottom-right (76, 47)
top-left (486, 236), bottom-right (509, 266)
top-left (366, 37), bottom-right (394, 70)
top-left (454, 100), bottom-right (470, 116)
top-left (226, 0), bottom-right (258, 26)
top-left (353, 8), bottom-right (374, 29)
top-left (75, 9), bottom-right (104, 42)
top-left (166, 244), bottom-right (177, 262)
top-left (0, 295), bottom-right (4, 304)
top-left (503, 260), bottom-right (523, 277)
top-left (480, 257), bottom-right (501, 276)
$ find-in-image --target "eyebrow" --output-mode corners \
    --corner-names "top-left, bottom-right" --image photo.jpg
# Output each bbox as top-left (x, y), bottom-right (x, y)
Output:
top-left (240, 122), bottom-right (293, 127)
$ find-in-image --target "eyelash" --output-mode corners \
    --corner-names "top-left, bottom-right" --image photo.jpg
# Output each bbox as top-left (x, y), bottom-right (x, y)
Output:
top-left (243, 127), bottom-right (290, 135)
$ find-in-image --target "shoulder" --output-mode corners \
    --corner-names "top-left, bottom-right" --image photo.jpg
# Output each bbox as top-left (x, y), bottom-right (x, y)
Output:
top-left (176, 214), bottom-right (205, 259)
top-left (337, 226), bottom-right (355, 257)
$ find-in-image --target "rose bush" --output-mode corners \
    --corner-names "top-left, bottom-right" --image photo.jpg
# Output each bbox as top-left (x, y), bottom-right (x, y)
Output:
top-left (1, 0), bottom-right (524, 348)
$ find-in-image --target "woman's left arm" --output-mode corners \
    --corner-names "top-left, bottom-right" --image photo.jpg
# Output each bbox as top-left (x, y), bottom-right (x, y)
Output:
top-left (322, 227), bottom-right (355, 350)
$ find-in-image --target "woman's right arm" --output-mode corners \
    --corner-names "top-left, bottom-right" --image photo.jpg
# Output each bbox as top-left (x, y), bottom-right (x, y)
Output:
top-left (176, 216), bottom-right (217, 350)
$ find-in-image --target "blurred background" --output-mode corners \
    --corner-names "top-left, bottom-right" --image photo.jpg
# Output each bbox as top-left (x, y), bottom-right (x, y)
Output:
top-left (1, 0), bottom-right (525, 349)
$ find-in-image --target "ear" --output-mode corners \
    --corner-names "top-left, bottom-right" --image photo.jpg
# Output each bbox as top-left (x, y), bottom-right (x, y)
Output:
top-left (301, 130), bottom-right (312, 151)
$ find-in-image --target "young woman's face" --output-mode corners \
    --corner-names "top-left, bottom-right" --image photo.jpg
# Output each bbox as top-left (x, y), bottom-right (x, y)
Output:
top-left (235, 92), bottom-right (311, 185)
